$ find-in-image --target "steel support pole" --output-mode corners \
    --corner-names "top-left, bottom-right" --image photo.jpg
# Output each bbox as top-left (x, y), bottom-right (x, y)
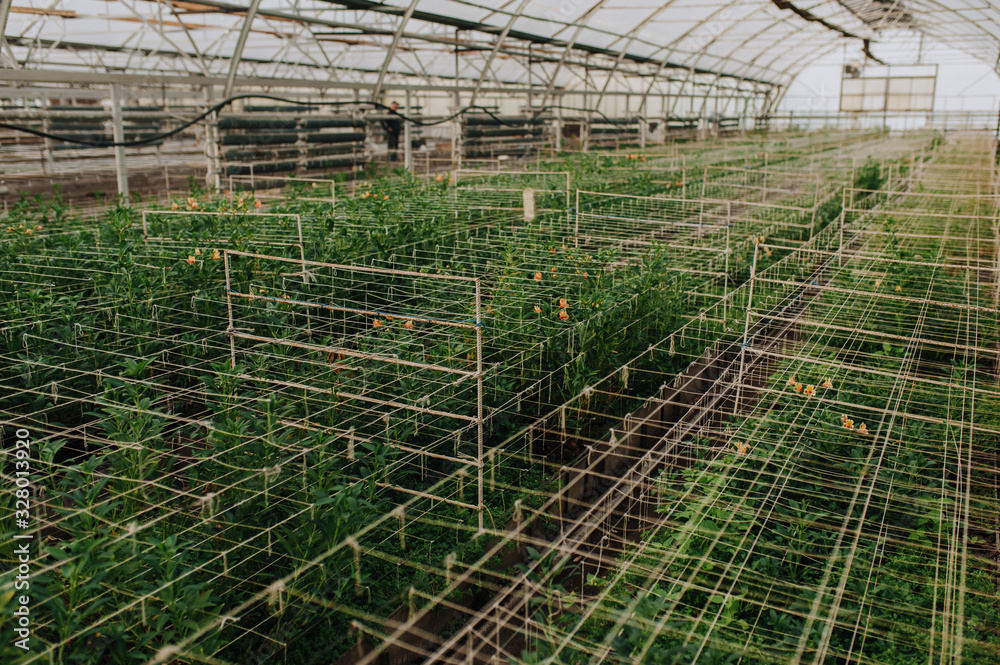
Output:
top-left (222, 0), bottom-right (263, 99)
top-left (404, 89), bottom-right (413, 171)
top-left (110, 84), bottom-right (130, 205)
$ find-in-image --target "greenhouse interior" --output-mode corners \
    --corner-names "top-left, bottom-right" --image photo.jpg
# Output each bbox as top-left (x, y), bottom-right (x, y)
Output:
top-left (2, 1), bottom-right (1000, 664)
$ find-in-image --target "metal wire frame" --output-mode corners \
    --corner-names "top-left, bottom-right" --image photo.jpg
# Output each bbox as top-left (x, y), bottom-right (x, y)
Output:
top-left (0, 129), bottom-right (934, 664)
top-left (382, 131), bottom-right (1000, 665)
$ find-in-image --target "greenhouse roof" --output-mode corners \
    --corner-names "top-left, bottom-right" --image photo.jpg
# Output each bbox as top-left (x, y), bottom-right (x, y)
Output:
top-left (1, 1), bottom-right (999, 94)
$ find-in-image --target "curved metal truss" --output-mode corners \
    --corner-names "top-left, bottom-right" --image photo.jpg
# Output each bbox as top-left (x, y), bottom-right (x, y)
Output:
top-left (0, 1), bottom-right (998, 97)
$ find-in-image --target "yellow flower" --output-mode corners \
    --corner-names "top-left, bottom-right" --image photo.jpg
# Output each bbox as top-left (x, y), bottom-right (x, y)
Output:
top-left (857, 423), bottom-right (868, 434)
top-left (786, 375), bottom-right (797, 387)
top-left (895, 285), bottom-right (902, 292)
top-left (821, 378), bottom-right (833, 389)
top-left (792, 383), bottom-right (802, 393)
top-left (733, 441), bottom-right (750, 456)
top-left (803, 385), bottom-right (816, 397)
top-left (874, 279), bottom-right (882, 289)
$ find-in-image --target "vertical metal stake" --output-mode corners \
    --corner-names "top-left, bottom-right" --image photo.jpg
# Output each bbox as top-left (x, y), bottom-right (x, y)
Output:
top-left (110, 83), bottom-right (130, 205)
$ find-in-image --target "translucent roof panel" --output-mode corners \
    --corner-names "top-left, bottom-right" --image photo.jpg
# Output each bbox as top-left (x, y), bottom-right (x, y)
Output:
top-left (1, 0), bottom-right (999, 92)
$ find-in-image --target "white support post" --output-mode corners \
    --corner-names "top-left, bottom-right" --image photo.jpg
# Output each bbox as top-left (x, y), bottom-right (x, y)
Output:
top-left (110, 83), bottom-right (130, 205)
top-left (735, 242), bottom-right (760, 414)
top-left (554, 100), bottom-right (562, 152)
top-left (404, 89), bottom-right (413, 171)
top-left (475, 277), bottom-right (484, 534)
top-left (40, 97), bottom-right (54, 174)
top-left (452, 90), bottom-right (462, 170)
top-left (202, 85), bottom-right (221, 191)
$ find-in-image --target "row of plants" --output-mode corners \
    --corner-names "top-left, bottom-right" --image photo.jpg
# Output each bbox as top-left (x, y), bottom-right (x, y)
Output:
top-left (510, 134), bottom-right (998, 664)
top-left (0, 131), bottom-right (922, 664)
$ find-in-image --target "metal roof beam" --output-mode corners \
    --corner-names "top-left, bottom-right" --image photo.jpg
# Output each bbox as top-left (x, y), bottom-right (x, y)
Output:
top-left (371, 0), bottom-right (419, 101)
top-left (223, 0), bottom-right (263, 99)
top-left (469, 0), bottom-right (530, 105)
top-left (316, 0), bottom-right (778, 85)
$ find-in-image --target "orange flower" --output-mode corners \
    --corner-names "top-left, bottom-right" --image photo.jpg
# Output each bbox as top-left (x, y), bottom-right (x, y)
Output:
top-left (786, 375), bottom-right (797, 387)
top-left (559, 309), bottom-right (569, 321)
top-left (534, 305), bottom-right (542, 314)
top-left (212, 250), bottom-right (221, 260)
top-left (435, 174), bottom-right (444, 182)
top-left (894, 285), bottom-right (902, 292)
top-left (5, 227), bottom-right (13, 232)
top-left (857, 423), bottom-right (868, 434)
top-left (820, 378), bottom-right (833, 389)
top-left (383, 195), bottom-right (389, 201)
top-left (874, 279), bottom-right (882, 289)
top-left (34, 225), bottom-right (42, 230)
top-left (24, 228), bottom-right (32, 235)
top-left (549, 248), bottom-right (557, 253)
top-left (194, 248), bottom-right (202, 255)
top-left (171, 202), bottom-right (180, 210)
top-left (559, 298), bottom-right (568, 308)
top-left (550, 267), bottom-right (556, 273)
top-left (792, 383), bottom-right (802, 393)
top-left (733, 441), bottom-right (749, 456)
top-left (254, 199), bottom-right (262, 208)
top-left (404, 320), bottom-right (414, 329)
top-left (533, 272), bottom-right (542, 281)
top-left (803, 385), bottom-right (816, 397)
top-left (186, 255), bottom-right (196, 265)
top-left (373, 318), bottom-right (382, 328)
top-left (187, 197), bottom-right (198, 209)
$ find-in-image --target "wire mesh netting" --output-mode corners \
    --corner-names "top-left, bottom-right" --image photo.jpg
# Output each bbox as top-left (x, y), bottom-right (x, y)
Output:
top-left (2, 129), bottom-right (993, 665)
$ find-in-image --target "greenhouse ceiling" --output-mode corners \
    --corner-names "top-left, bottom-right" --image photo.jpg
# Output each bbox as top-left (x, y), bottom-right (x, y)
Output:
top-left (0, 0), bottom-right (999, 95)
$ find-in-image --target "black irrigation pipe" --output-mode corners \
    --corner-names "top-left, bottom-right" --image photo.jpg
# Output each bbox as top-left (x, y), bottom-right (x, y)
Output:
top-left (0, 93), bottom-right (656, 149)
